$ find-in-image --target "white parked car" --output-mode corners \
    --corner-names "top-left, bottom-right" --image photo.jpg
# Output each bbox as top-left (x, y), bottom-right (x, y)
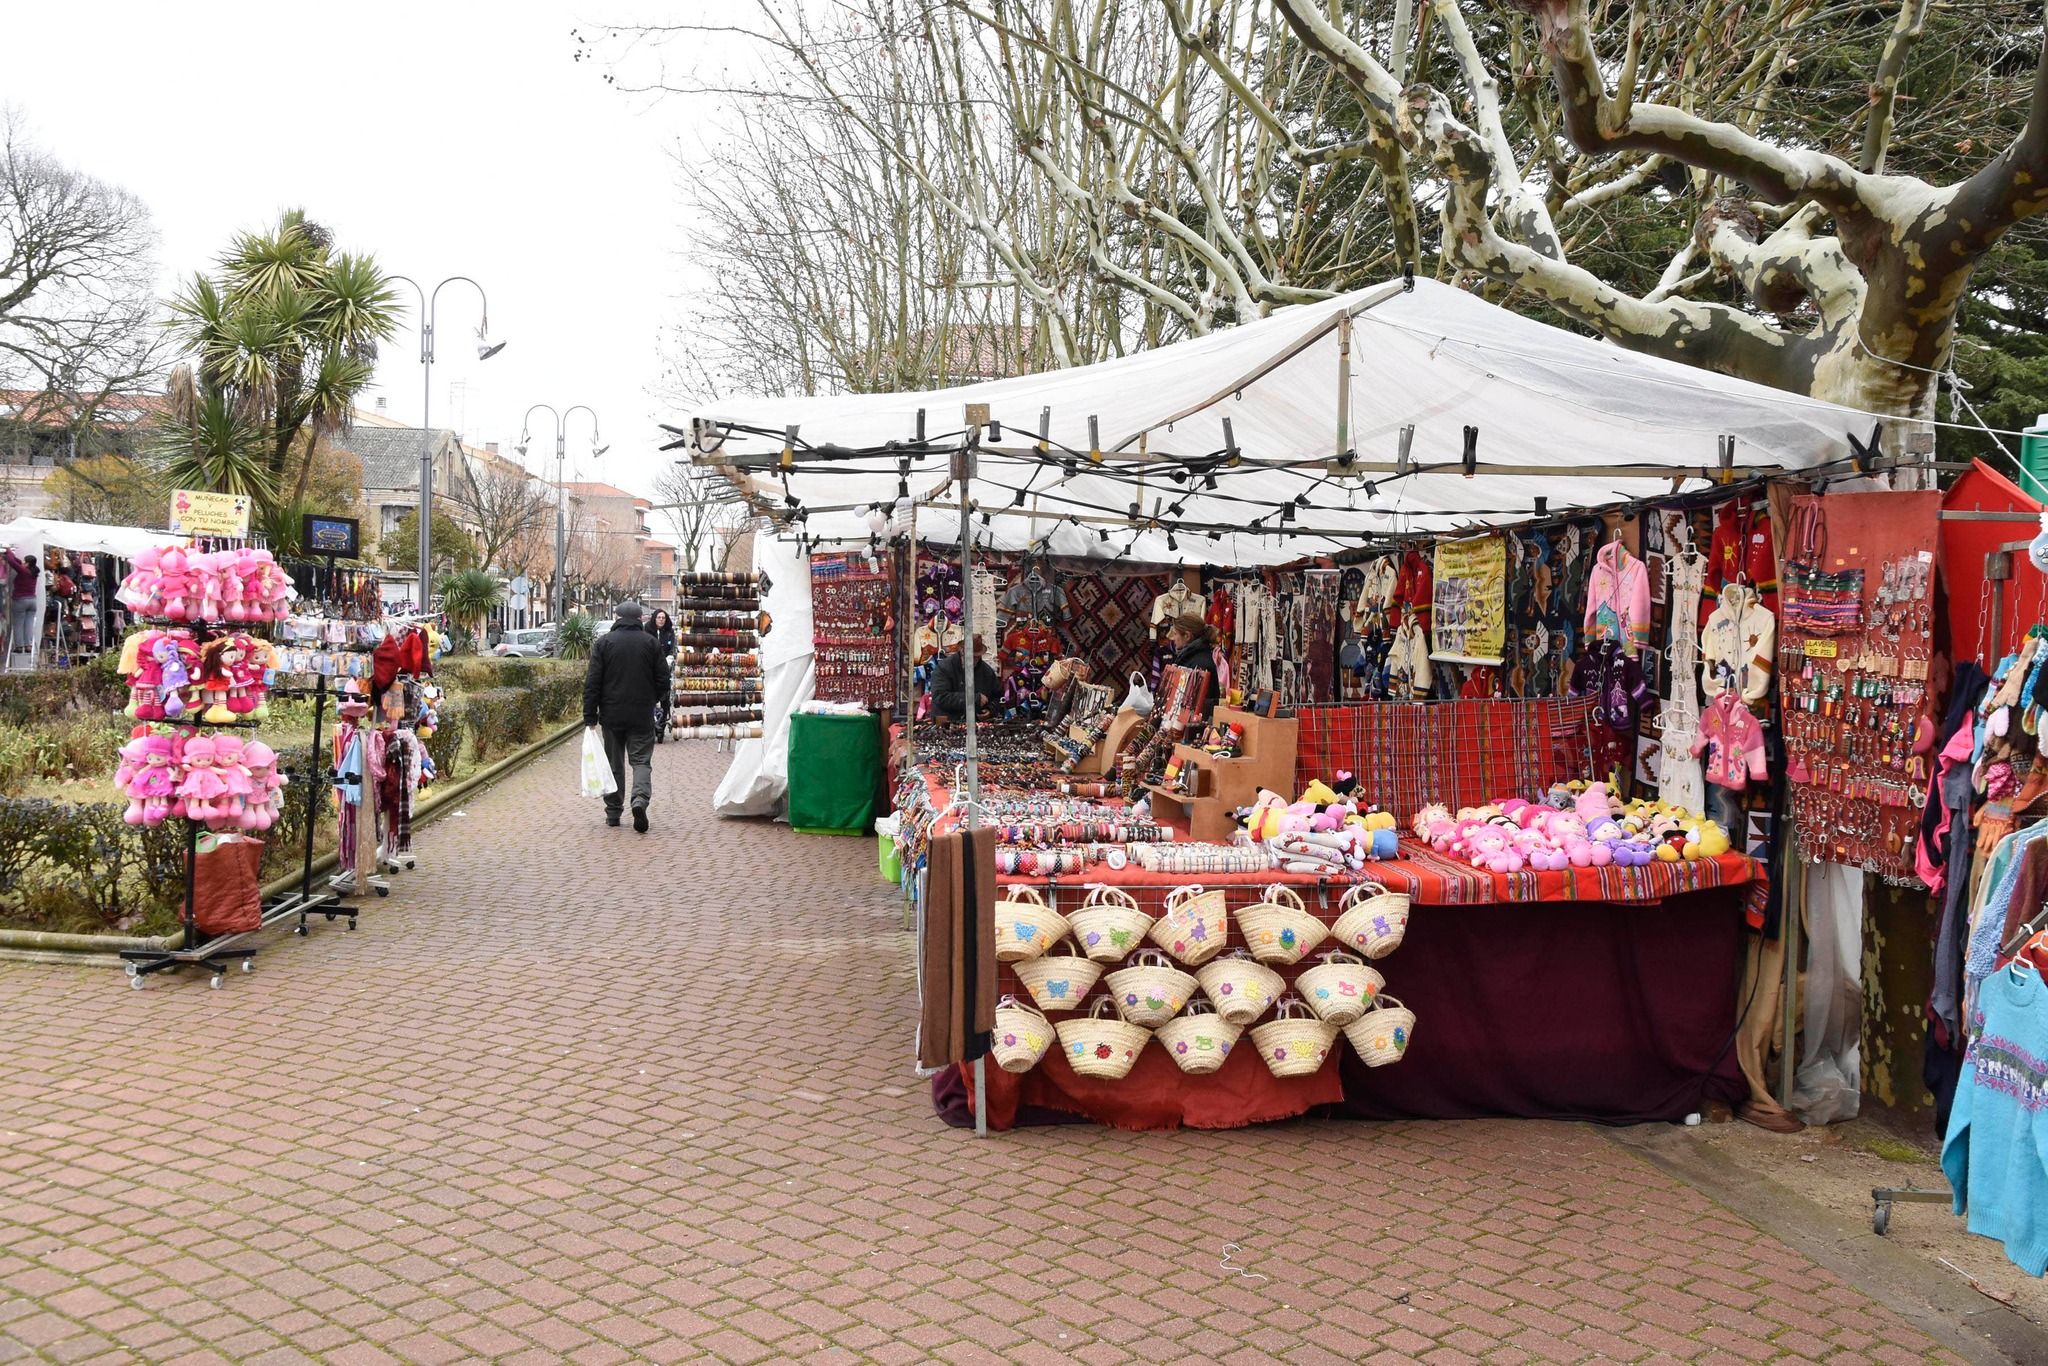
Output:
top-left (493, 627), bottom-right (556, 658)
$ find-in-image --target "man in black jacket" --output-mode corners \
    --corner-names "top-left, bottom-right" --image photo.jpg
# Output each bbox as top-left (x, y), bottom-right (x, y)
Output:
top-left (928, 636), bottom-right (1000, 720)
top-left (583, 602), bottom-right (668, 831)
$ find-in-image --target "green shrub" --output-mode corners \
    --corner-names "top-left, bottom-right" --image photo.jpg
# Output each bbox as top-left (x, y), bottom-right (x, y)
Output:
top-left (422, 703), bottom-right (463, 785)
top-left (555, 613), bottom-right (595, 659)
top-left (533, 674), bottom-right (580, 724)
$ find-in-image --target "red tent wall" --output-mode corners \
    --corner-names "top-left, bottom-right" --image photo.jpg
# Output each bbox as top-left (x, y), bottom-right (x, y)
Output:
top-left (1942, 460), bottom-right (2041, 666)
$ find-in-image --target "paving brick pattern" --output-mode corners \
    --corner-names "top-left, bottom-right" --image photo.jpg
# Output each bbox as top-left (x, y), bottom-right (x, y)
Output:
top-left (0, 741), bottom-right (1966, 1364)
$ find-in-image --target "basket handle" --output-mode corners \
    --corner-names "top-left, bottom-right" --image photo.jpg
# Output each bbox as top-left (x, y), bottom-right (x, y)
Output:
top-left (1131, 947), bottom-right (1178, 971)
top-left (1313, 948), bottom-right (1366, 967)
top-left (1367, 993), bottom-right (1406, 1012)
top-left (998, 993), bottom-right (1051, 1024)
top-left (1165, 883), bottom-right (1204, 911)
top-left (1049, 934), bottom-right (1085, 957)
top-left (1089, 995), bottom-right (1118, 1021)
top-left (1274, 994), bottom-right (1311, 1021)
top-left (1340, 880), bottom-right (1388, 909)
top-left (1004, 884), bottom-right (1048, 908)
top-left (1178, 998), bottom-right (1219, 1018)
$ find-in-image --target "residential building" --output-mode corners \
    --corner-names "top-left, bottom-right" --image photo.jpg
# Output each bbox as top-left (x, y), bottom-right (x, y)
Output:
top-left (559, 481), bottom-right (677, 612)
top-left (332, 407), bottom-right (469, 551)
top-left (0, 390), bottom-right (169, 521)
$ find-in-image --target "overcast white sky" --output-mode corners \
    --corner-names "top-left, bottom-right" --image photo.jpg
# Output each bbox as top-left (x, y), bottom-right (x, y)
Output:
top-left (1, 0), bottom-right (760, 505)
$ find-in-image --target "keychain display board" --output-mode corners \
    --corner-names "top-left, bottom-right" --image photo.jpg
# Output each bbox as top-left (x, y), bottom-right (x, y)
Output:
top-left (810, 553), bottom-right (894, 710)
top-left (671, 571), bottom-right (767, 739)
top-left (1779, 490), bottom-right (1941, 878)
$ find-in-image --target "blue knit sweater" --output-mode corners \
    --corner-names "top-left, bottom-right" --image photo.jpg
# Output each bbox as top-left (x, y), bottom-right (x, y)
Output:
top-left (1942, 965), bottom-right (2048, 1277)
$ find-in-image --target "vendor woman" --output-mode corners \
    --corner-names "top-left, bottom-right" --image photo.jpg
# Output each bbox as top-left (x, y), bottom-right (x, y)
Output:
top-left (1166, 609), bottom-right (1221, 715)
top-left (928, 634), bottom-right (1000, 720)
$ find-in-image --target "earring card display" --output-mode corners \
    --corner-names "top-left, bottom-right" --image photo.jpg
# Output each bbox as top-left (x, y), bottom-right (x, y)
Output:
top-left (811, 553), bottom-right (895, 709)
top-left (1778, 490), bottom-right (1940, 879)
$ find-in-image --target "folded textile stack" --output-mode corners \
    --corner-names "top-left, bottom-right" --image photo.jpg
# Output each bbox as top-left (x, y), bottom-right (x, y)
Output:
top-left (1129, 842), bottom-right (1276, 875)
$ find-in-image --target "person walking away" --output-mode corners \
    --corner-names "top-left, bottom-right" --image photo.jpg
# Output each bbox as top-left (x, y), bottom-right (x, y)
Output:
top-left (583, 601), bottom-right (667, 831)
top-left (3, 549), bottom-right (39, 663)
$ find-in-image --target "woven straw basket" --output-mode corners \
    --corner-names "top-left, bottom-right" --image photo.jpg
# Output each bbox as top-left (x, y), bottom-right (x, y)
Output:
top-left (1153, 1000), bottom-right (1242, 1075)
top-left (1150, 884), bottom-right (1230, 966)
top-left (1104, 948), bottom-right (1198, 1027)
top-left (1294, 949), bottom-right (1385, 1026)
top-left (1055, 996), bottom-right (1150, 1079)
top-left (994, 885), bottom-right (1072, 963)
top-left (1343, 993), bottom-right (1416, 1067)
top-left (992, 996), bottom-right (1055, 1074)
top-left (1068, 884), bottom-right (1154, 963)
top-left (1195, 949), bottom-right (1285, 1026)
top-left (1012, 937), bottom-right (1104, 1012)
top-left (1249, 996), bottom-right (1340, 1079)
top-left (1330, 881), bottom-right (1410, 960)
top-left (1237, 885), bottom-right (1329, 965)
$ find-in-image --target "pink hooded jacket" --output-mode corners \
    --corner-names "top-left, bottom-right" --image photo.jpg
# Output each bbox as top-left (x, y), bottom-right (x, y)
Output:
top-left (1584, 541), bottom-right (1652, 656)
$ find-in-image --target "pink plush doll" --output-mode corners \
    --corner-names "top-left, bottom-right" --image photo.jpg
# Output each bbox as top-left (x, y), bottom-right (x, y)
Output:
top-left (210, 735), bottom-right (255, 830)
top-left (220, 551), bottom-right (250, 622)
top-left (1465, 825), bottom-right (1524, 874)
top-left (177, 735), bottom-right (226, 823)
top-left (241, 741), bottom-right (283, 830)
top-left (250, 552), bottom-right (292, 621)
top-left (116, 547), bottom-right (164, 617)
top-left (156, 547), bottom-right (194, 622)
top-left (126, 736), bottom-right (181, 825)
top-left (125, 629), bottom-right (163, 719)
top-left (1546, 813), bottom-right (1594, 867)
top-left (198, 551), bottom-right (231, 623)
top-left (1411, 803), bottom-right (1450, 841)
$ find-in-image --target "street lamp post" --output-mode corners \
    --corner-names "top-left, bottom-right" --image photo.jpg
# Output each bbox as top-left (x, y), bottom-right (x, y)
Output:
top-left (516, 404), bottom-right (605, 623)
top-left (389, 275), bottom-right (504, 613)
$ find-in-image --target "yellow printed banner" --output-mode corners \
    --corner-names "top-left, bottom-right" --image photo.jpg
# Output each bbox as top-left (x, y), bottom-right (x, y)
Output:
top-left (168, 489), bottom-right (252, 537)
top-left (1430, 534), bottom-right (1506, 665)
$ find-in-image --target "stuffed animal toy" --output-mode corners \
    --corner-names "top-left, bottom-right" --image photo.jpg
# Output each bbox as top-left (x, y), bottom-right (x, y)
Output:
top-left (1464, 825), bottom-right (1523, 874)
top-left (123, 735), bottom-right (181, 826)
top-left (209, 735), bottom-right (256, 830)
top-left (1360, 809), bottom-right (1398, 859)
top-left (177, 735), bottom-right (227, 823)
top-left (156, 547), bottom-right (194, 622)
top-left (116, 547), bottom-right (165, 618)
top-left (1411, 802), bottom-right (1450, 841)
top-left (124, 630), bottom-right (164, 719)
top-left (241, 741), bottom-right (284, 829)
top-left (154, 635), bottom-right (194, 720)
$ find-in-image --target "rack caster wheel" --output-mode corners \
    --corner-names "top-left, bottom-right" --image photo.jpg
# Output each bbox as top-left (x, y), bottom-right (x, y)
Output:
top-left (129, 975), bottom-right (144, 990)
top-left (209, 974), bottom-right (224, 990)
top-left (346, 919), bottom-right (357, 931)
top-left (324, 912), bottom-right (336, 922)
top-left (1873, 1202), bottom-right (1891, 1236)
top-left (240, 959), bottom-right (253, 973)
top-left (294, 923), bottom-right (307, 937)
top-left (375, 885), bottom-right (389, 898)
top-left (123, 963), bottom-right (138, 977)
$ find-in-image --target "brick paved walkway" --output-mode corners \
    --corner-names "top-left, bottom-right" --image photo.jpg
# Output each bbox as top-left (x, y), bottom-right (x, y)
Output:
top-left (0, 740), bottom-right (1975, 1364)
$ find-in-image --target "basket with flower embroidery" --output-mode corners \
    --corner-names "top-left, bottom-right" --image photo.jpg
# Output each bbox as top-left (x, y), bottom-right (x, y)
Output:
top-left (1153, 1000), bottom-right (1242, 1076)
top-left (1195, 949), bottom-right (1285, 1026)
top-left (1012, 936), bottom-right (1103, 1012)
top-left (1330, 881), bottom-right (1410, 960)
top-left (1237, 884), bottom-right (1328, 965)
top-left (1149, 884), bottom-right (1229, 966)
top-left (1054, 996), bottom-right (1150, 1079)
top-left (1294, 949), bottom-right (1385, 1026)
top-left (1067, 884), bottom-right (1154, 963)
top-left (1248, 995), bottom-right (1339, 1079)
top-left (1343, 993), bottom-right (1416, 1067)
top-left (1103, 948), bottom-right (1197, 1027)
top-left (992, 995), bottom-right (1055, 1073)
top-left (994, 885), bottom-right (1071, 963)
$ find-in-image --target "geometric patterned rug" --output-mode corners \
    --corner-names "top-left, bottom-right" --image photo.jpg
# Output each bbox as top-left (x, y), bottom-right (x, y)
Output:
top-left (1063, 571), bottom-right (1169, 691)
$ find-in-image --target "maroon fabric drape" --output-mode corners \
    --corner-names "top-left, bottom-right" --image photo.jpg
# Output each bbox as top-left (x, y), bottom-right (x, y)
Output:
top-left (933, 887), bottom-right (1747, 1129)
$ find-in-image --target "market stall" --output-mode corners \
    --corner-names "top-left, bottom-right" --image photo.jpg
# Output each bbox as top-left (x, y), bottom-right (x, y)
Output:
top-left (670, 273), bottom-right (1947, 1136)
top-left (0, 517), bottom-right (191, 671)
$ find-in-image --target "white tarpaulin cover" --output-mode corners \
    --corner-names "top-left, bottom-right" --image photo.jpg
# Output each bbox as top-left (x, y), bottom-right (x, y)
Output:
top-left (0, 518), bottom-right (185, 561)
top-left (710, 532), bottom-right (816, 818)
top-left (677, 278), bottom-right (1866, 565)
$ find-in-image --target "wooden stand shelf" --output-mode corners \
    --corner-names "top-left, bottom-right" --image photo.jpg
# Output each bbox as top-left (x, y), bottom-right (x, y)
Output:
top-left (1145, 706), bottom-right (1297, 842)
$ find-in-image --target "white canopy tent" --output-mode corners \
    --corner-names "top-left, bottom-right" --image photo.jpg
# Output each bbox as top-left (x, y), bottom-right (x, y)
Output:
top-left (672, 277), bottom-right (1872, 564)
top-left (1, 518), bottom-right (186, 672)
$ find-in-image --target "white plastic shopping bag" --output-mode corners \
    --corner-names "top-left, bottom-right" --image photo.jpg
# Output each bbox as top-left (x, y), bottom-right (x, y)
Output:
top-left (580, 726), bottom-right (619, 798)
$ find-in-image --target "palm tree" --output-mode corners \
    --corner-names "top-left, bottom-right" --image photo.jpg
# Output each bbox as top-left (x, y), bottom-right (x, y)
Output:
top-left (152, 367), bottom-right (275, 504)
top-left (164, 210), bottom-right (399, 507)
top-left (437, 568), bottom-right (504, 655)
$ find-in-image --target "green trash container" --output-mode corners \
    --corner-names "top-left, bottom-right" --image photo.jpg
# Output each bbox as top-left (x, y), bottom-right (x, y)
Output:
top-left (787, 711), bottom-right (883, 835)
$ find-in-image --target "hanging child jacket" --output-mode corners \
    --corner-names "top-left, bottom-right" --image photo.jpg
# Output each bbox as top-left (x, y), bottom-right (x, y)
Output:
top-left (1583, 540), bottom-right (1651, 656)
top-left (1700, 581), bottom-right (1777, 705)
top-left (1692, 690), bottom-right (1768, 791)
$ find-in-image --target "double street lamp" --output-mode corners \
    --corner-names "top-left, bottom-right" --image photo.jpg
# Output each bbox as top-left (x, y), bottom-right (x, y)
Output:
top-left (389, 275), bottom-right (505, 612)
top-left (516, 405), bottom-right (606, 623)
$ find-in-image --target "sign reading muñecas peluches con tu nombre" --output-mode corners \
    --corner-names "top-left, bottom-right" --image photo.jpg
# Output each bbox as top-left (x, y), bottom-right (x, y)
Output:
top-left (168, 488), bottom-right (251, 537)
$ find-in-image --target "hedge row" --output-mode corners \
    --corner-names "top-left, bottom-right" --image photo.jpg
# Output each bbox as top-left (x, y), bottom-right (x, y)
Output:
top-left (0, 661), bottom-right (583, 937)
